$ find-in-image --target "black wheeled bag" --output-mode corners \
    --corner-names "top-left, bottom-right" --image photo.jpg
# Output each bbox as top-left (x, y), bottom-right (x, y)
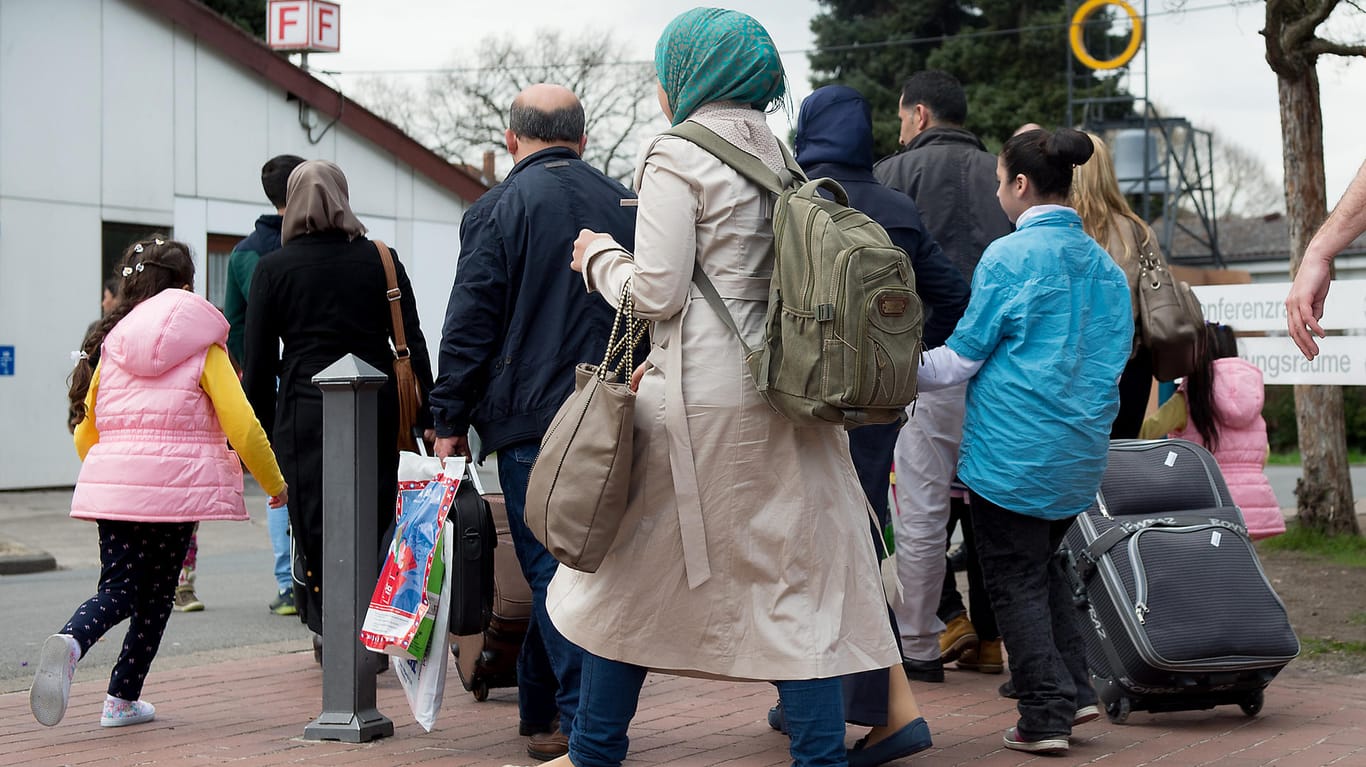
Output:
top-left (453, 493), bottom-right (533, 702)
top-left (1063, 439), bottom-right (1299, 723)
top-left (446, 476), bottom-right (496, 637)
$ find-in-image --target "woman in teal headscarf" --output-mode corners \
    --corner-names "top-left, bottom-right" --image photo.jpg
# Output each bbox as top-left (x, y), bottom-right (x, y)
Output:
top-left (547, 8), bottom-right (904, 767)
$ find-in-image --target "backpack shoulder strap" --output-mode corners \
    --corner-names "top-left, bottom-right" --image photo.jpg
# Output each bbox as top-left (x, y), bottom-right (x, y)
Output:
top-left (664, 121), bottom-right (797, 194)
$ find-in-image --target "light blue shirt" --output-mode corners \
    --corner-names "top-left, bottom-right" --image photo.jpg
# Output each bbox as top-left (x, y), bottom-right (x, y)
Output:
top-left (946, 207), bottom-right (1133, 519)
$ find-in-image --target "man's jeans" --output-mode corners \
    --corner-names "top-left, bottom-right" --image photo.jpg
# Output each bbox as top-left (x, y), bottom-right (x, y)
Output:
top-left (968, 488), bottom-right (1096, 738)
top-left (499, 440), bottom-right (582, 736)
top-left (269, 503), bottom-right (291, 593)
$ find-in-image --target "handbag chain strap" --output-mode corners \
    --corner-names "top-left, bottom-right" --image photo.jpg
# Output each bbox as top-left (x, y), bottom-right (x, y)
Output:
top-left (598, 279), bottom-right (649, 382)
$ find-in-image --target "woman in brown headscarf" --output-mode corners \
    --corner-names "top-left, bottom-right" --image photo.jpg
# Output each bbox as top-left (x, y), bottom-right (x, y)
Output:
top-left (242, 160), bottom-right (434, 646)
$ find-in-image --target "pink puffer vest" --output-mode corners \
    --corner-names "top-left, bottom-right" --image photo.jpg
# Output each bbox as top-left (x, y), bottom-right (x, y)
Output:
top-left (1172, 357), bottom-right (1285, 539)
top-left (70, 290), bottom-right (248, 523)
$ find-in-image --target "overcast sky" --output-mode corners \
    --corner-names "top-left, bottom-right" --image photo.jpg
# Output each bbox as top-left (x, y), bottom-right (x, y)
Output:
top-left (308, 0), bottom-right (1366, 206)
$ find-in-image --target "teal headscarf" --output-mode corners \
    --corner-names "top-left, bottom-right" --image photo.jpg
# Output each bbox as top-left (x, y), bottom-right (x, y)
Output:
top-left (654, 8), bottom-right (786, 126)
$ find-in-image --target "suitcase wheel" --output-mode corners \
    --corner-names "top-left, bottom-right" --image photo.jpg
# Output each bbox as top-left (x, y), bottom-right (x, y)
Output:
top-left (1105, 695), bottom-right (1131, 724)
top-left (1239, 690), bottom-right (1264, 717)
top-left (472, 680), bottom-right (490, 702)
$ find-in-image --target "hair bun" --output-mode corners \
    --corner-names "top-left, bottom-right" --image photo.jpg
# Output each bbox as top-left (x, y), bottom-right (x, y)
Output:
top-left (1047, 128), bottom-right (1095, 167)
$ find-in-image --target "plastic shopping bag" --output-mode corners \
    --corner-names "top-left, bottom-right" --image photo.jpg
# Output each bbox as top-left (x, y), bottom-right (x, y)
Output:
top-left (360, 457), bottom-right (465, 658)
top-left (393, 518), bottom-right (453, 731)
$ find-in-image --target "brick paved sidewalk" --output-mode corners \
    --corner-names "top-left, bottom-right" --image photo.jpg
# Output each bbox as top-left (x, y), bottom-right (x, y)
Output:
top-left (2, 650), bottom-right (1362, 766)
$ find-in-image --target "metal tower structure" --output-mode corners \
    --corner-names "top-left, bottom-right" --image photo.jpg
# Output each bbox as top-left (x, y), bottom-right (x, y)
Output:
top-left (1066, 0), bottom-right (1222, 267)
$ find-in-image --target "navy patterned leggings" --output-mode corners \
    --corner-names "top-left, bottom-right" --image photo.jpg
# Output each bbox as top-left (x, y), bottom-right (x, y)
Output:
top-left (60, 520), bottom-right (195, 701)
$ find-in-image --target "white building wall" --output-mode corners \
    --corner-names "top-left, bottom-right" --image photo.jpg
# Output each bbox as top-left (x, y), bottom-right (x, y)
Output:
top-left (0, 0), bottom-right (469, 489)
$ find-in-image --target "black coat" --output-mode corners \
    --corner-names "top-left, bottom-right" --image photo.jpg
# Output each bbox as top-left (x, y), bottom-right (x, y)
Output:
top-left (428, 147), bottom-right (637, 457)
top-left (242, 231), bottom-right (435, 633)
top-left (874, 126), bottom-right (1014, 282)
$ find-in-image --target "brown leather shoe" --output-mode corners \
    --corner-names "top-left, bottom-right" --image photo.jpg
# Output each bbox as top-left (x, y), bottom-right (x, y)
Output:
top-left (956, 638), bottom-right (1004, 673)
top-left (527, 728), bottom-right (569, 761)
top-left (939, 614), bottom-right (978, 664)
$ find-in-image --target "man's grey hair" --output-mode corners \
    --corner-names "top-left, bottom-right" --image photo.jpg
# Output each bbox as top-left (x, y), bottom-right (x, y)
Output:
top-left (509, 102), bottom-right (585, 143)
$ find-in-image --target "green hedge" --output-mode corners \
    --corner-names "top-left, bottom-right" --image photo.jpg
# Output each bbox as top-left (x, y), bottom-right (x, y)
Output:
top-left (1264, 386), bottom-right (1366, 454)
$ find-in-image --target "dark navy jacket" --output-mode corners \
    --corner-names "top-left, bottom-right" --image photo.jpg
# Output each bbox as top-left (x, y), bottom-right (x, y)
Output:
top-left (429, 147), bottom-right (637, 458)
top-left (224, 214), bottom-right (283, 363)
top-left (794, 86), bottom-right (970, 349)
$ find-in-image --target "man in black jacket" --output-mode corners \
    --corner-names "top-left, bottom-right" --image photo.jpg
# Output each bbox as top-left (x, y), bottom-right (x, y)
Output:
top-left (873, 71), bottom-right (1013, 684)
top-left (430, 83), bottom-right (636, 761)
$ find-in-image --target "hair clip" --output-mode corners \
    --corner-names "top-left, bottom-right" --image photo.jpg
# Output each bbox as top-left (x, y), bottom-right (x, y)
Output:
top-left (133, 243), bottom-right (144, 254)
top-left (70, 350), bottom-right (89, 363)
top-left (154, 238), bottom-right (165, 246)
top-left (120, 262), bottom-right (148, 278)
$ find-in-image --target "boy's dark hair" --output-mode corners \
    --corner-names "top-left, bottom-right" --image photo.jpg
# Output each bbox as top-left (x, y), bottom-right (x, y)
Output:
top-left (103, 277), bottom-right (120, 299)
top-left (509, 102), bottom-right (585, 144)
top-left (68, 237), bottom-right (196, 431)
top-left (900, 71), bottom-right (968, 126)
top-left (262, 155), bottom-right (306, 209)
top-left (1000, 128), bottom-right (1095, 200)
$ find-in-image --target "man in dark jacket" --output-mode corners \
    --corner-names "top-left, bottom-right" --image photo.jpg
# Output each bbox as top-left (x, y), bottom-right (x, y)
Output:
top-left (223, 154), bottom-right (304, 618)
top-left (430, 84), bottom-right (636, 761)
top-left (873, 71), bottom-right (1014, 684)
top-left (788, 85), bottom-right (968, 750)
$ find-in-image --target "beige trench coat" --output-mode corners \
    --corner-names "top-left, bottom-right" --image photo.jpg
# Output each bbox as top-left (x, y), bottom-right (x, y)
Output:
top-left (546, 112), bottom-right (900, 681)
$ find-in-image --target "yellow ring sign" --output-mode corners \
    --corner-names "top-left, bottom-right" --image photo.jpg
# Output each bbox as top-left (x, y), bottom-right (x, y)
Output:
top-left (1070, 0), bottom-right (1143, 71)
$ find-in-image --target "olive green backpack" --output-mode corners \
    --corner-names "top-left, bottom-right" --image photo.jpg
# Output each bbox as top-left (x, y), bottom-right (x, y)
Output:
top-left (666, 122), bottom-right (924, 428)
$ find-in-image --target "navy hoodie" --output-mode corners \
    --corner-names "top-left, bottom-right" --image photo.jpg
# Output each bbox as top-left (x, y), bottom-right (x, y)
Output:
top-left (795, 86), bottom-right (970, 348)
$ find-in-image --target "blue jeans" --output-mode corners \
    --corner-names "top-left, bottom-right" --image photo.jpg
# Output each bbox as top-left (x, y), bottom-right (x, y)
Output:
top-left (499, 440), bottom-right (582, 735)
top-left (269, 502), bottom-right (291, 593)
top-left (570, 652), bottom-right (846, 767)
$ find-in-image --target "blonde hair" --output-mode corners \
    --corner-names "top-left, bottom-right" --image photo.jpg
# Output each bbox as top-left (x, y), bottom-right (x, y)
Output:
top-left (1070, 131), bottom-right (1153, 262)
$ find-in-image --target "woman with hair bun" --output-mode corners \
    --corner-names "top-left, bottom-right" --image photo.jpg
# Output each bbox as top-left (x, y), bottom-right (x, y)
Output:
top-left (912, 128), bottom-right (1134, 755)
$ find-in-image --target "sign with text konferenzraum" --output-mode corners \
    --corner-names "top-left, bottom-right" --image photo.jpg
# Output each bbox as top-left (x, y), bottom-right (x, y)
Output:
top-left (1191, 281), bottom-right (1366, 386)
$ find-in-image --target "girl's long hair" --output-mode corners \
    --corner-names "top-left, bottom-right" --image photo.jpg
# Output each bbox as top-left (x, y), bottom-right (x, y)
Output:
top-left (1071, 131), bottom-right (1155, 262)
top-left (1184, 323), bottom-right (1239, 452)
top-left (67, 237), bottom-right (195, 431)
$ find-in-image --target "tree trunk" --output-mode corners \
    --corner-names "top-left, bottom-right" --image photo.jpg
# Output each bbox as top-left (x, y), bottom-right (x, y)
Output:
top-left (1277, 62), bottom-right (1360, 536)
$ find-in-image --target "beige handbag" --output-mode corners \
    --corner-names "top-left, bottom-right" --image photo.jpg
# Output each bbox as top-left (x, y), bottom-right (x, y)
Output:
top-left (1133, 224), bottom-right (1205, 381)
top-left (524, 280), bottom-right (648, 573)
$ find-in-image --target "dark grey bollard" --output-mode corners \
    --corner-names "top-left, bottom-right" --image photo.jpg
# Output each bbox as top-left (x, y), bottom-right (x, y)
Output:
top-left (304, 355), bottom-right (394, 743)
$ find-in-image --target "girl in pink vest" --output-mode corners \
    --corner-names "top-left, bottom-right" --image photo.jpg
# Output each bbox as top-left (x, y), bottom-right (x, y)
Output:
top-left (29, 238), bottom-right (287, 730)
top-left (1140, 323), bottom-right (1286, 539)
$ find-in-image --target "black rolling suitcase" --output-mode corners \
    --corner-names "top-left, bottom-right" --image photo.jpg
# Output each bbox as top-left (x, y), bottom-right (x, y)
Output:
top-left (453, 493), bottom-right (533, 701)
top-left (1063, 439), bottom-right (1299, 723)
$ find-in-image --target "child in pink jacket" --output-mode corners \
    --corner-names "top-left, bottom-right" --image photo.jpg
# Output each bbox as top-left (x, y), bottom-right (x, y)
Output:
top-left (1140, 323), bottom-right (1285, 539)
top-left (30, 238), bottom-right (287, 729)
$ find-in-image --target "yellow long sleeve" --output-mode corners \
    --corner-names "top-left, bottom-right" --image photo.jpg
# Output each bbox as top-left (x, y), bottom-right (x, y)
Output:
top-left (201, 344), bottom-right (286, 496)
top-left (73, 366), bottom-right (100, 460)
top-left (1139, 392), bottom-right (1189, 440)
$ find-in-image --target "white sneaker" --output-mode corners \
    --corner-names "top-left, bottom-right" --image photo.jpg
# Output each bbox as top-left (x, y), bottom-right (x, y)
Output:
top-left (1074, 704), bottom-right (1102, 726)
top-left (29, 634), bottom-right (80, 726)
top-left (101, 696), bottom-right (156, 727)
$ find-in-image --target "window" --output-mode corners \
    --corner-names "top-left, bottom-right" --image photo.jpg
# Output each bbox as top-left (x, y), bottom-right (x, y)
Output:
top-left (206, 234), bottom-right (241, 309)
top-left (102, 221), bottom-right (170, 305)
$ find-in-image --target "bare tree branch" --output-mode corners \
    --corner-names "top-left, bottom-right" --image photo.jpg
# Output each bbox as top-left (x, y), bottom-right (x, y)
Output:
top-left (1305, 38), bottom-right (1366, 56)
top-left (354, 28), bottom-right (661, 182)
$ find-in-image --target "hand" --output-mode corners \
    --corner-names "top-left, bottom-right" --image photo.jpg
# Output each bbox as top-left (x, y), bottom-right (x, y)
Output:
top-left (434, 435), bottom-right (472, 461)
top-left (269, 483), bottom-right (288, 509)
top-left (572, 229), bottom-right (612, 273)
top-left (1286, 254), bottom-right (1333, 360)
top-left (630, 361), bottom-right (650, 392)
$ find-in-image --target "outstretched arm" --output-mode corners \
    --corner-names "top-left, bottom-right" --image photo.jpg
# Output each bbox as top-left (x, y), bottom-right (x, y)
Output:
top-left (1288, 158), bottom-right (1366, 359)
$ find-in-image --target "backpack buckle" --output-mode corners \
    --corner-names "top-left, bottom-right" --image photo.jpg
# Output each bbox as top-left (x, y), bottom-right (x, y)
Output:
top-left (816, 303), bottom-right (834, 322)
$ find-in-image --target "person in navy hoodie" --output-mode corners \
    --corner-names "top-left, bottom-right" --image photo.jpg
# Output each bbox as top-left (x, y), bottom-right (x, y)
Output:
top-left (776, 83), bottom-right (970, 767)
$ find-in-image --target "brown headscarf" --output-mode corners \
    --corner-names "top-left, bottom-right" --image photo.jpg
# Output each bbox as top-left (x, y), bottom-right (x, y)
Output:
top-left (281, 160), bottom-right (368, 244)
